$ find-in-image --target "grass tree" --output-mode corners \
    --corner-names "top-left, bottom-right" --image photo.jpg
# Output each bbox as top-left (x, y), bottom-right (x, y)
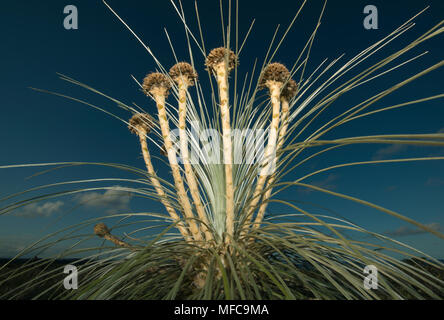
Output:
top-left (1, 0), bottom-right (444, 300)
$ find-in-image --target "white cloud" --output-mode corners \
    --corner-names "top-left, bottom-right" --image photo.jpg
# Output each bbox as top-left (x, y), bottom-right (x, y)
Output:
top-left (299, 174), bottom-right (339, 194)
top-left (75, 186), bottom-right (132, 214)
top-left (372, 144), bottom-right (408, 161)
top-left (385, 185), bottom-right (398, 192)
top-left (0, 242), bottom-right (28, 258)
top-left (385, 222), bottom-right (441, 237)
top-left (0, 234), bottom-right (68, 259)
top-left (425, 177), bottom-right (444, 187)
top-left (14, 201), bottom-right (64, 218)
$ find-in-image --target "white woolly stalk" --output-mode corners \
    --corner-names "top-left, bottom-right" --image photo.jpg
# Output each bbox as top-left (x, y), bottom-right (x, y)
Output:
top-left (153, 91), bottom-right (202, 242)
top-left (177, 80), bottom-right (213, 242)
top-left (243, 81), bottom-right (282, 235)
top-left (137, 128), bottom-right (192, 242)
top-left (215, 63), bottom-right (235, 243)
top-left (253, 97), bottom-right (290, 229)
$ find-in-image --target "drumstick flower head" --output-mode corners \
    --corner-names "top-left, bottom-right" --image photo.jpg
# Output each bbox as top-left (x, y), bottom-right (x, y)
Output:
top-left (205, 47), bottom-right (238, 74)
top-left (128, 113), bottom-right (155, 135)
top-left (143, 72), bottom-right (172, 97)
top-left (94, 223), bottom-right (110, 238)
top-left (169, 62), bottom-right (198, 87)
top-left (259, 63), bottom-right (291, 89)
top-left (281, 79), bottom-right (298, 101)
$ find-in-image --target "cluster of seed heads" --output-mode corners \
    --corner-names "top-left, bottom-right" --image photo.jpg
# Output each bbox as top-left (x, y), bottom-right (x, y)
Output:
top-left (96, 46), bottom-right (299, 247)
top-left (259, 62), bottom-right (291, 88)
top-left (281, 79), bottom-right (299, 101)
top-left (128, 113), bottom-right (155, 134)
top-left (143, 72), bottom-right (172, 96)
top-left (205, 47), bottom-right (239, 73)
top-left (169, 62), bottom-right (198, 86)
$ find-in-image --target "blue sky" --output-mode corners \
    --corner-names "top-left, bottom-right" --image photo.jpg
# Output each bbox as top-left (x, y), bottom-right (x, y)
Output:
top-left (0, 0), bottom-right (443, 259)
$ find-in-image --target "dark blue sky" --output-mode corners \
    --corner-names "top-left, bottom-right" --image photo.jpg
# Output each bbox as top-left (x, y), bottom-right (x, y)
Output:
top-left (1, 0), bottom-right (443, 259)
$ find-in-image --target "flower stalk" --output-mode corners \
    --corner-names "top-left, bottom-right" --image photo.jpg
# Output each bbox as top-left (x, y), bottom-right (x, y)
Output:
top-left (243, 63), bottom-right (290, 235)
top-left (129, 113), bottom-right (192, 241)
top-left (253, 79), bottom-right (298, 229)
top-left (170, 62), bottom-right (213, 242)
top-left (143, 73), bottom-right (202, 242)
top-left (205, 47), bottom-right (238, 243)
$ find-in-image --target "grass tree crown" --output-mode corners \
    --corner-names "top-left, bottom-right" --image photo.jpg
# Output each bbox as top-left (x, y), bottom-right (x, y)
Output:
top-left (259, 63), bottom-right (291, 89)
top-left (281, 79), bottom-right (299, 101)
top-left (169, 62), bottom-right (198, 86)
top-left (143, 72), bottom-right (172, 97)
top-left (205, 47), bottom-right (239, 74)
top-left (128, 113), bottom-right (155, 134)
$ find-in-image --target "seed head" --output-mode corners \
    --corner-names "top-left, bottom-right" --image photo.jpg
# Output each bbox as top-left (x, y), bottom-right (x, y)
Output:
top-left (281, 79), bottom-right (298, 101)
top-left (143, 72), bottom-right (172, 97)
top-left (94, 223), bottom-right (110, 238)
top-left (169, 62), bottom-right (198, 86)
top-left (259, 63), bottom-right (290, 89)
top-left (205, 47), bottom-right (238, 74)
top-left (128, 113), bottom-right (155, 135)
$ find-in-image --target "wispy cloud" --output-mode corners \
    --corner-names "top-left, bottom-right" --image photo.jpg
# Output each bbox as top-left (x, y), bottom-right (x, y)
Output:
top-left (374, 128), bottom-right (444, 160)
top-left (425, 177), bottom-right (444, 187)
top-left (372, 144), bottom-right (408, 161)
top-left (427, 128), bottom-right (444, 157)
top-left (385, 185), bottom-right (398, 192)
top-left (385, 222), bottom-right (441, 237)
top-left (14, 201), bottom-right (64, 218)
top-left (299, 174), bottom-right (339, 194)
top-left (0, 234), bottom-right (68, 259)
top-left (74, 186), bottom-right (132, 214)
top-left (0, 242), bottom-right (28, 258)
